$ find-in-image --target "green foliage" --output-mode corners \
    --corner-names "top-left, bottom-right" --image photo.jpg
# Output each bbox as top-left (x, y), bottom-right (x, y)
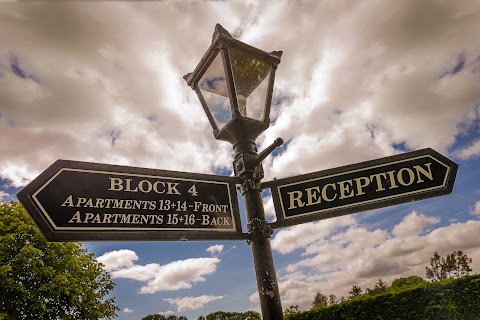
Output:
top-left (0, 202), bottom-right (118, 319)
top-left (328, 294), bottom-right (338, 305)
top-left (141, 315), bottom-right (188, 320)
top-left (284, 274), bottom-right (480, 320)
top-left (284, 305), bottom-right (300, 315)
top-left (197, 310), bottom-right (260, 320)
top-left (311, 292), bottom-right (328, 309)
top-left (145, 311), bottom-right (260, 320)
top-left (426, 251), bottom-right (472, 281)
top-left (366, 278), bottom-right (388, 296)
top-left (142, 315), bottom-right (168, 320)
top-left (348, 285), bottom-right (363, 299)
top-left (242, 310), bottom-right (261, 319)
top-left (390, 275), bottom-right (427, 291)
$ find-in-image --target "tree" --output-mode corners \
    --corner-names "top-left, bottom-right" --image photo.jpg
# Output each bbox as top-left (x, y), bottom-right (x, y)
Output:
top-left (348, 285), bottom-right (363, 299)
top-left (328, 294), bottom-right (338, 306)
top-left (0, 202), bottom-right (118, 319)
top-left (426, 251), bottom-right (473, 281)
top-left (284, 305), bottom-right (300, 315)
top-left (243, 310), bottom-right (261, 319)
top-left (204, 311), bottom-right (260, 320)
top-left (390, 276), bottom-right (427, 290)
top-left (446, 250), bottom-right (473, 278)
top-left (311, 291), bottom-right (328, 309)
top-left (141, 315), bottom-right (167, 320)
top-left (366, 278), bottom-right (388, 296)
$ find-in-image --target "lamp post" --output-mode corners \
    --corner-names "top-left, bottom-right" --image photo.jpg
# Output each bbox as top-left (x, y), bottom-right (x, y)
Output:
top-left (184, 24), bottom-right (284, 319)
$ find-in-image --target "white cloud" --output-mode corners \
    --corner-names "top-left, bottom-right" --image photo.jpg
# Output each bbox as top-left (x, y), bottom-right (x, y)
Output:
top-left (391, 211), bottom-right (440, 237)
top-left (96, 250), bottom-right (220, 294)
top-left (1, 1), bottom-right (479, 190)
top-left (158, 311), bottom-right (175, 316)
top-left (258, 0), bottom-right (480, 182)
top-left (138, 258), bottom-right (220, 294)
top-left (206, 244), bottom-right (224, 256)
top-left (271, 215), bottom-right (355, 254)
top-left (0, 191), bottom-right (8, 203)
top-left (111, 263), bottom-right (162, 282)
top-left (263, 195), bottom-right (276, 221)
top-left (269, 213), bottom-right (480, 311)
top-left (122, 308), bottom-right (134, 314)
top-left (0, 3), bottom-right (236, 188)
top-left (457, 139), bottom-right (480, 160)
top-left (96, 249), bottom-right (138, 272)
top-left (164, 295), bottom-right (223, 312)
top-left (470, 201), bottom-right (480, 215)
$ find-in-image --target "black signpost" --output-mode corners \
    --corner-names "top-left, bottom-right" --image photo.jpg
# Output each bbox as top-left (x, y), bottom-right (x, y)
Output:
top-left (17, 160), bottom-right (244, 241)
top-left (17, 24), bottom-right (459, 320)
top-left (264, 148), bottom-right (458, 229)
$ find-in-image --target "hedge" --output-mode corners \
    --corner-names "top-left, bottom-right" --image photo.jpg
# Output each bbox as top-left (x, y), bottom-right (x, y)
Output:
top-left (286, 275), bottom-right (480, 320)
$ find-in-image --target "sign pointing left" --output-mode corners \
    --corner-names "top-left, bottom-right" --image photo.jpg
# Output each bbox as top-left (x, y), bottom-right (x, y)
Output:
top-left (17, 160), bottom-right (245, 242)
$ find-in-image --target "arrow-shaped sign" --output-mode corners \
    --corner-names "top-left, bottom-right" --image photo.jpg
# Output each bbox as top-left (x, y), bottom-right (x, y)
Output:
top-left (18, 160), bottom-right (244, 241)
top-left (263, 148), bottom-right (458, 228)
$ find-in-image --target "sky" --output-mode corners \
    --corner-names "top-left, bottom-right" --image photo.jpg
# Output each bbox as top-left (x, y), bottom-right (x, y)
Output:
top-left (1, 0), bottom-right (480, 319)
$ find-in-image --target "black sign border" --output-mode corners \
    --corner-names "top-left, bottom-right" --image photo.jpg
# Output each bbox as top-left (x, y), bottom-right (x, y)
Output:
top-left (18, 159), bottom-right (247, 242)
top-left (263, 148), bottom-right (458, 229)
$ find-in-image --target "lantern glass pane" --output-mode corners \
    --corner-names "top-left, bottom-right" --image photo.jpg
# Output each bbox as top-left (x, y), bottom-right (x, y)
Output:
top-left (198, 52), bottom-right (232, 129)
top-left (229, 47), bottom-right (271, 121)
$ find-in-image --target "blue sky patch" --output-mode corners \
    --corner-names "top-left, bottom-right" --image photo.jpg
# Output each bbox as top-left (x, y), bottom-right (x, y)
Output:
top-left (392, 142), bottom-right (410, 153)
top-left (451, 53), bottom-right (466, 75)
top-left (107, 129), bottom-right (122, 146)
top-left (0, 178), bottom-right (20, 203)
top-left (212, 167), bottom-right (233, 177)
top-left (146, 114), bottom-right (157, 122)
top-left (440, 53), bottom-right (466, 78)
top-left (10, 55), bottom-right (28, 79)
top-left (9, 55), bottom-right (39, 82)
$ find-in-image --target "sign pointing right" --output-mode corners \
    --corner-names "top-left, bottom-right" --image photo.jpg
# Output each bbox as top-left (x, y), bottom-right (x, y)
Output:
top-left (263, 148), bottom-right (458, 229)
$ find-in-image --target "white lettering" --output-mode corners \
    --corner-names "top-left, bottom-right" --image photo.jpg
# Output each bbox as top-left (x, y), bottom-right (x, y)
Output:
top-left (338, 180), bottom-right (354, 199)
top-left (167, 182), bottom-right (181, 195)
top-left (61, 195), bottom-right (74, 207)
top-left (153, 181), bottom-right (165, 194)
top-left (414, 163), bottom-right (433, 183)
top-left (287, 191), bottom-right (304, 209)
top-left (202, 215), bottom-right (210, 225)
top-left (397, 168), bottom-right (415, 186)
top-left (138, 180), bottom-right (152, 193)
top-left (354, 177), bottom-right (370, 196)
top-left (322, 183), bottom-right (337, 202)
top-left (305, 186), bottom-right (322, 206)
top-left (370, 173), bottom-right (387, 191)
top-left (109, 178), bottom-right (123, 191)
top-left (68, 211), bottom-right (82, 223)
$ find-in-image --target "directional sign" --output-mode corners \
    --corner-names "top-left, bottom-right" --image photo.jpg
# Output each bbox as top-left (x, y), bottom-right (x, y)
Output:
top-left (263, 148), bottom-right (458, 228)
top-left (17, 160), bottom-right (245, 241)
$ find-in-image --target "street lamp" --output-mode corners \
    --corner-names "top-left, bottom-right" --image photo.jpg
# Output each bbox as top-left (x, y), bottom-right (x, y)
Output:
top-left (184, 24), bottom-right (285, 319)
top-left (184, 24), bottom-right (282, 145)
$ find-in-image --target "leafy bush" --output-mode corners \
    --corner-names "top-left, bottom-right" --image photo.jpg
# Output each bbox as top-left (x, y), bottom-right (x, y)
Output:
top-left (285, 274), bottom-right (480, 320)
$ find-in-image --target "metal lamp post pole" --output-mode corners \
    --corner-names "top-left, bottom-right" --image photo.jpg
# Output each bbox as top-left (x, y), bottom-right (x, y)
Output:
top-left (233, 139), bottom-right (284, 320)
top-left (183, 24), bottom-right (285, 319)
